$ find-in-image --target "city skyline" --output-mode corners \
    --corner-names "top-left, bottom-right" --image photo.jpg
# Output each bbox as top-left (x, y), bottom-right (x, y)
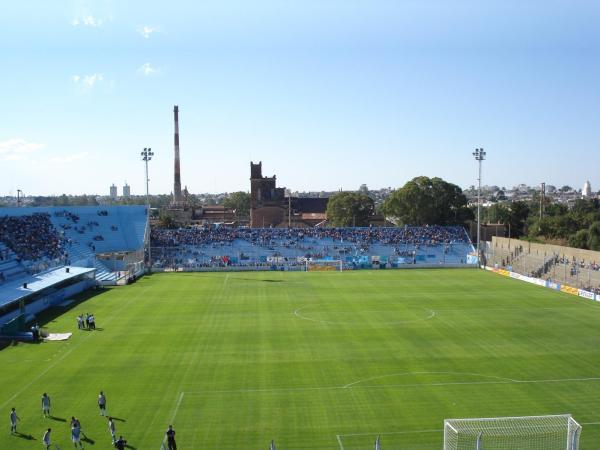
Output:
top-left (2, 0), bottom-right (599, 196)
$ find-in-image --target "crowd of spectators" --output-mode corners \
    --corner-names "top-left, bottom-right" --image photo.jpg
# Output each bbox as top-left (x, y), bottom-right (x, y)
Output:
top-left (151, 225), bottom-right (469, 249)
top-left (149, 225), bottom-right (470, 269)
top-left (0, 213), bottom-right (67, 263)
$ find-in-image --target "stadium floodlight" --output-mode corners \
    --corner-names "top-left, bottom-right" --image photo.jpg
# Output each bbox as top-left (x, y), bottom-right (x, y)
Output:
top-left (472, 148), bottom-right (486, 267)
top-left (444, 414), bottom-right (582, 450)
top-left (141, 147), bottom-right (154, 269)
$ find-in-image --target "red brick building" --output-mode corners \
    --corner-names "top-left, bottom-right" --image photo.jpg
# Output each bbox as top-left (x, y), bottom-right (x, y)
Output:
top-left (250, 162), bottom-right (329, 228)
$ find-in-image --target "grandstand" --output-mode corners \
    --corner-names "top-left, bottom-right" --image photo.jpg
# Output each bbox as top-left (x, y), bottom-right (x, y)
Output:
top-left (150, 225), bottom-right (476, 271)
top-left (0, 206), bottom-right (147, 336)
top-left (485, 236), bottom-right (600, 295)
top-left (0, 206), bottom-right (147, 284)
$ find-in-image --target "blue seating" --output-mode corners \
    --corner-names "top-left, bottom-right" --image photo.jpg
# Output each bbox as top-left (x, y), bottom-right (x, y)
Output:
top-left (150, 226), bottom-right (475, 269)
top-left (0, 243), bottom-right (27, 283)
top-left (0, 206), bottom-right (147, 282)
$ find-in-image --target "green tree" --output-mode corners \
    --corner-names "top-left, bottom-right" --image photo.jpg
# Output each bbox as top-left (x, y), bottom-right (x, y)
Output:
top-left (326, 192), bottom-right (374, 227)
top-left (382, 176), bottom-right (472, 225)
top-left (588, 222), bottom-right (600, 251)
top-left (158, 213), bottom-right (176, 229)
top-left (506, 201), bottom-right (530, 238)
top-left (569, 229), bottom-right (590, 249)
top-left (223, 191), bottom-right (251, 219)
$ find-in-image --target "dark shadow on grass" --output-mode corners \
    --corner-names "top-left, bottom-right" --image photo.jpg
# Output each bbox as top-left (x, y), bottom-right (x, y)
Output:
top-left (0, 287), bottom-right (109, 352)
top-left (49, 416), bottom-right (66, 422)
top-left (111, 417), bottom-right (126, 422)
top-left (14, 432), bottom-right (35, 440)
top-left (82, 436), bottom-right (95, 444)
top-left (124, 445), bottom-right (136, 449)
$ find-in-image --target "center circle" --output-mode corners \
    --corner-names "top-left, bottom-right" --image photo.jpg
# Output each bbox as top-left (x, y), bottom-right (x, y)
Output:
top-left (293, 306), bottom-right (435, 325)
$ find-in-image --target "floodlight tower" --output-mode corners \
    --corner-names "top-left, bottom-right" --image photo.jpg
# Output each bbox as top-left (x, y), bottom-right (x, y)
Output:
top-left (473, 148), bottom-right (486, 267)
top-left (141, 147), bottom-right (154, 269)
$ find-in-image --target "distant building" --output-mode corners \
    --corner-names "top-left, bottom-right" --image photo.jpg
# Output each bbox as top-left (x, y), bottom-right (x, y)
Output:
top-left (110, 184), bottom-right (117, 200)
top-left (122, 183), bottom-right (131, 198)
top-left (582, 180), bottom-right (592, 198)
top-left (250, 161), bottom-right (329, 228)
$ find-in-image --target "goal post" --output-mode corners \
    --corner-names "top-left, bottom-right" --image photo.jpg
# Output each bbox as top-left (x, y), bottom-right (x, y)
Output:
top-left (444, 414), bottom-right (582, 450)
top-left (306, 259), bottom-right (343, 272)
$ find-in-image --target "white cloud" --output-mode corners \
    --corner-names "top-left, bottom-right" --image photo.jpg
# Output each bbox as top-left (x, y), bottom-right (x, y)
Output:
top-left (72, 73), bottom-right (105, 90)
top-left (138, 63), bottom-right (157, 76)
top-left (72, 15), bottom-right (103, 27)
top-left (0, 138), bottom-right (45, 161)
top-left (137, 25), bottom-right (157, 39)
top-left (49, 152), bottom-right (90, 164)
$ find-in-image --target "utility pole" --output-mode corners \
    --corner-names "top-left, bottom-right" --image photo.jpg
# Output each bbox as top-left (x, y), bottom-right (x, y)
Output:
top-left (473, 148), bottom-right (486, 267)
top-left (141, 147), bottom-right (154, 270)
top-left (540, 182), bottom-right (545, 222)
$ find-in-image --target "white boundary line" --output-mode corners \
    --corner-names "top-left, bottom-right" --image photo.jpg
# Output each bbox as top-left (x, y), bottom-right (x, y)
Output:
top-left (336, 434), bottom-right (345, 450)
top-left (293, 306), bottom-right (436, 325)
top-left (336, 422), bottom-right (600, 447)
top-left (342, 371), bottom-right (518, 388)
top-left (182, 375), bottom-right (600, 396)
top-left (339, 428), bottom-right (442, 437)
top-left (159, 391), bottom-right (185, 450)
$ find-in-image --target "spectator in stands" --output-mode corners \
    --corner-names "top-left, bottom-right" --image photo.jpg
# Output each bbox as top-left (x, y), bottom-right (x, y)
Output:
top-left (0, 213), bottom-right (66, 264)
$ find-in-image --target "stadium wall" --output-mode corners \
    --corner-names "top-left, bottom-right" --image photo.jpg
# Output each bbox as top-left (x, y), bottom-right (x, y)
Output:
top-left (484, 266), bottom-right (600, 302)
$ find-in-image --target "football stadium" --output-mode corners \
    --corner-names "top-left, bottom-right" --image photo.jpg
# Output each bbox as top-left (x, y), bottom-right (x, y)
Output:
top-left (1, 201), bottom-right (600, 449)
top-left (3, 4), bottom-right (600, 448)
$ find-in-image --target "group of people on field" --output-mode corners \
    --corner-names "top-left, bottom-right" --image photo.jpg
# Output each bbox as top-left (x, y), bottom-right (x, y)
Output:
top-left (77, 313), bottom-right (97, 330)
top-left (9, 390), bottom-right (177, 449)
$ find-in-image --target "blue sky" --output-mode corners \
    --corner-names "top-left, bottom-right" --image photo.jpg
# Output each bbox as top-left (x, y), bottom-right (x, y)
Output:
top-left (1, 0), bottom-right (599, 196)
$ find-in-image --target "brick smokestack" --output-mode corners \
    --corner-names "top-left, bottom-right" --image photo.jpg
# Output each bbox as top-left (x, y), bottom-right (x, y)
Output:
top-left (173, 105), bottom-right (183, 205)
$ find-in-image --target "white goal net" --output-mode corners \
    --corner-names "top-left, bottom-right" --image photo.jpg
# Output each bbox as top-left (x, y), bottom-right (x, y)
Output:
top-left (306, 259), bottom-right (343, 272)
top-left (444, 414), bottom-right (581, 450)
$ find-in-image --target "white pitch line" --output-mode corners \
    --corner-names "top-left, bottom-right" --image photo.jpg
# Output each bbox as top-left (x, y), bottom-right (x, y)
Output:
top-left (342, 371), bottom-right (518, 389)
top-left (183, 375), bottom-right (600, 396)
top-left (339, 428), bottom-right (441, 437)
top-left (171, 391), bottom-right (185, 423)
top-left (159, 391), bottom-right (185, 450)
top-left (336, 434), bottom-right (345, 450)
top-left (293, 307), bottom-right (436, 326)
top-left (339, 422), bottom-right (600, 438)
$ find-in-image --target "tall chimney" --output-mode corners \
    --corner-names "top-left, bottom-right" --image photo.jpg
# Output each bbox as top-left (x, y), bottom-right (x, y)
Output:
top-left (173, 105), bottom-right (183, 205)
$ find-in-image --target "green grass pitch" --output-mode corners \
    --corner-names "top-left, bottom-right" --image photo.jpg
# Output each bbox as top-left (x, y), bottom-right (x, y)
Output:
top-left (2, 268), bottom-right (600, 449)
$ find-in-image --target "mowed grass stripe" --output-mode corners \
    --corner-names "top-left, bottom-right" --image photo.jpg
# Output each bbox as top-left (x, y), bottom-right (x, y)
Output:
top-left (1, 269), bottom-right (600, 449)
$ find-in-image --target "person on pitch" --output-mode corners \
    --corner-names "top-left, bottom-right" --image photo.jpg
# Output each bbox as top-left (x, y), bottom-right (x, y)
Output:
top-left (41, 393), bottom-right (51, 418)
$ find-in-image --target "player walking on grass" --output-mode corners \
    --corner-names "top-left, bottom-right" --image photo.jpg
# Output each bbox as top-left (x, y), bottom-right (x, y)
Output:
top-left (10, 407), bottom-right (20, 434)
top-left (98, 391), bottom-right (106, 416)
top-left (71, 423), bottom-right (84, 449)
top-left (114, 435), bottom-right (127, 450)
top-left (41, 393), bottom-right (51, 417)
top-left (165, 425), bottom-right (177, 450)
top-left (108, 417), bottom-right (116, 444)
top-left (42, 428), bottom-right (51, 450)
